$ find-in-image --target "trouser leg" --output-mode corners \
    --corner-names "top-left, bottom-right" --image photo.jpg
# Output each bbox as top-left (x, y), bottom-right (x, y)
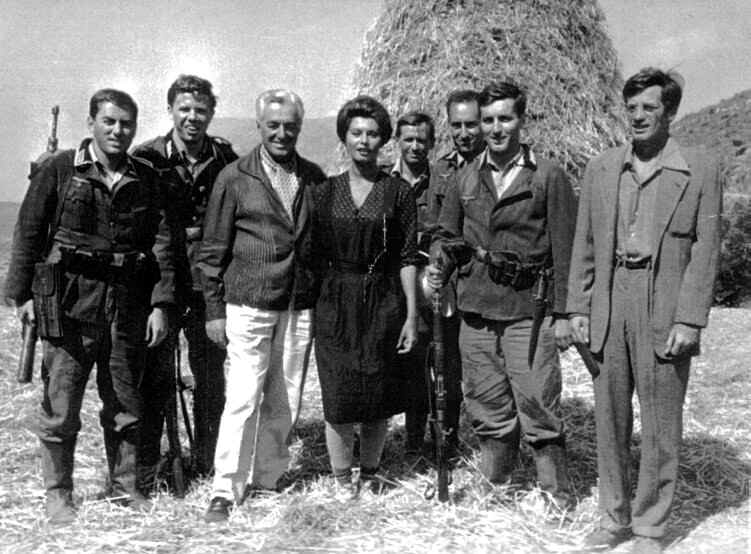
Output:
top-left (459, 314), bottom-right (520, 483)
top-left (185, 291), bottom-right (226, 475)
top-left (595, 267), bottom-right (637, 532)
top-left (500, 316), bottom-right (569, 496)
top-left (404, 322), bottom-right (430, 451)
top-left (211, 304), bottom-right (278, 501)
top-left (250, 307), bottom-right (312, 489)
top-left (629, 270), bottom-right (690, 538)
top-left (138, 328), bottom-right (177, 487)
top-left (37, 320), bottom-right (97, 503)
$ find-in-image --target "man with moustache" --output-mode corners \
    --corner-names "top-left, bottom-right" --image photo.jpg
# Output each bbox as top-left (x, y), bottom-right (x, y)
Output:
top-left (426, 82), bottom-right (577, 507)
top-left (568, 69), bottom-right (721, 552)
top-left (4, 89), bottom-right (175, 523)
top-left (133, 75), bottom-right (238, 486)
top-left (198, 89), bottom-right (326, 522)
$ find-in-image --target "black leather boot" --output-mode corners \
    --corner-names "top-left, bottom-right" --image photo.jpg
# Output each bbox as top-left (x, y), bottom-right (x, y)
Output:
top-left (532, 437), bottom-right (575, 509)
top-left (478, 427), bottom-right (520, 485)
top-left (106, 429), bottom-right (152, 510)
top-left (40, 438), bottom-right (77, 525)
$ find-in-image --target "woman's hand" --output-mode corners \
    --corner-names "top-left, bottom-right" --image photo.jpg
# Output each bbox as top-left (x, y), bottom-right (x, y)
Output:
top-left (396, 315), bottom-right (417, 354)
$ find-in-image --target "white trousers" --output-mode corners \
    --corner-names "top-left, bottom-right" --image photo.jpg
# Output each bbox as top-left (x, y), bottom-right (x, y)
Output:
top-left (212, 303), bottom-right (312, 500)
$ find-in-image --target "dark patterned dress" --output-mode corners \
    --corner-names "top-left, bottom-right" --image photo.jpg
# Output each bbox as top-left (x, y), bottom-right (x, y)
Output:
top-left (312, 171), bottom-right (419, 424)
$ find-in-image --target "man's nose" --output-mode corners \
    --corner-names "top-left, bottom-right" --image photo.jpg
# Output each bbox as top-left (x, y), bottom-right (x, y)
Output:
top-left (112, 122), bottom-right (124, 135)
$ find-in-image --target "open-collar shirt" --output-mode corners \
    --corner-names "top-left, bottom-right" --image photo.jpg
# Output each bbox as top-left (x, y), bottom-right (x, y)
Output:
top-left (480, 145), bottom-right (537, 200)
top-left (260, 145), bottom-right (299, 218)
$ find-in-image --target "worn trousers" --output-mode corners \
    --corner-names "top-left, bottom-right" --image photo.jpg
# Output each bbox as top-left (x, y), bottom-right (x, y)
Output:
top-left (140, 290), bottom-right (226, 473)
top-left (39, 311), bottom-right (145, 444)
top-left (595, 266), bottom-right (690, 538)
top-left (459, 313), bottom-right (564, 444)
top-left (211, 303), bottom-right (312, 501)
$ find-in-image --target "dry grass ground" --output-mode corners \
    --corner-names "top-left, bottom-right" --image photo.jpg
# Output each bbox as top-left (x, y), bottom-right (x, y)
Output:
top-left (0, 306), bottom-right (748, 554)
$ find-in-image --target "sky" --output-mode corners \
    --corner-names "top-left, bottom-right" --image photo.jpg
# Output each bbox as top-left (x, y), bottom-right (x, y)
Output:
top-left (1, 0), bottom-right (749, 201)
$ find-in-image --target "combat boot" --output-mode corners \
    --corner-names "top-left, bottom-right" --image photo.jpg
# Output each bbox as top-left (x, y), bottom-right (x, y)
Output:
top-left (106, 429), bottom-right (152, 510)
top-left (532, 437), bottom-right (575, 510)
top-left (40, 438), bottom-right (77, 525)
top-left (478, 427), bottom-right (520, 485)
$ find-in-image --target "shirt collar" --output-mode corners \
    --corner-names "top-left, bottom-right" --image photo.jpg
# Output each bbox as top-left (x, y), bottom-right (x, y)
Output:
top-left (74, 138), bottom-right (135, 174)
top-left (481, 144), bottom-right (536, 172)
top-left (391, 160), bottom-right (429, 187)
top-left (167, 130), bottom-right (214, 163)
top-left (623, 137), bottom-right (690, 174)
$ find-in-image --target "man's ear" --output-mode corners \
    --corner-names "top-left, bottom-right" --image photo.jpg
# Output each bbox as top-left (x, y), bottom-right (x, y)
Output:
top-left (86, 115), bottom-right (94, 132)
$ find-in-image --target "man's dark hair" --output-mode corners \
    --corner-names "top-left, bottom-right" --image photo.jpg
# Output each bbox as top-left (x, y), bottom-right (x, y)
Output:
top-left (445, 89), bottom-right (480, 116)
top-left (395, 111), bottom-right (435, 143)
top-left (89, 89), bottom-right (138, 119)
top-left (622, 67), bottom-right (682, 116)
top-left (167, 74), bottom-right (217, 110)
top-left (478, 82), bottom-right (527, 117)
top-left (336, 95), bottom-right (392, 143)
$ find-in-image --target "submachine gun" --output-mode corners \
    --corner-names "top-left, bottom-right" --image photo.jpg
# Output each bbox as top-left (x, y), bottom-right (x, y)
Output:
top-left (17, 105), bottom-right (59, 384)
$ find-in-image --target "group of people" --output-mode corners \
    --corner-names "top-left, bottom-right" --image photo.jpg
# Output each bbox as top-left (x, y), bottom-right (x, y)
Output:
top-left (5, 67), bottom-right (720, 553)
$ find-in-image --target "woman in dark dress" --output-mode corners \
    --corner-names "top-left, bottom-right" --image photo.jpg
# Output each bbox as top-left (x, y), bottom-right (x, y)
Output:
top-left (311, 96), bottom-right (419, 492)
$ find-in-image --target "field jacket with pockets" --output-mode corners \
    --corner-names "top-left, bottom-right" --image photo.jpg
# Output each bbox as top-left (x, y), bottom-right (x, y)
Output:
top-left (432, 146), bottom-right (578, 321)
top-left (198, 144), bottom-right (326, 320)
top-left (4, 139), bottom-right (176, 322)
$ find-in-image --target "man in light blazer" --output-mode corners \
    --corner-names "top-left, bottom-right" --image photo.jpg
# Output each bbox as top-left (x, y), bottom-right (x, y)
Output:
top-left (567, 68), bottom-right (722, 552)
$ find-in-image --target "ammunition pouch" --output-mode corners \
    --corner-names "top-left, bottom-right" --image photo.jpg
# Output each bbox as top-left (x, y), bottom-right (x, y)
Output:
top-left (485, 250), bottom-right (545, 290)
top-left (31, 262), bottom-right (63, 339)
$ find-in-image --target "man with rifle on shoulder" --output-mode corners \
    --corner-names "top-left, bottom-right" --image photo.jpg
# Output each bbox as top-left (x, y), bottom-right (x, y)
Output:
top-left (4, 89), bottom-right (176, 524)
top-left (426, 81), bottom-right (577, 509)
top-left (133, 75), bottom-right (238, 493)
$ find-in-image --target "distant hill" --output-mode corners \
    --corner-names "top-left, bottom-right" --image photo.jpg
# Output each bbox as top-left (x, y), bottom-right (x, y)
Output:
top-left (673, 90), bottom-right (751, 195)
top-left (210, 116), bottom-right (339, 173)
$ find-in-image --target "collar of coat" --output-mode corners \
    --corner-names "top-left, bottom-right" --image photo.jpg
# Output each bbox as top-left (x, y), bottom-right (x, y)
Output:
top-left (74, 138), bottom-right (140, 175)
top-left (480, 144), bottom-right (537, 173)
top-left (621, 137), bottom-right (691, 175)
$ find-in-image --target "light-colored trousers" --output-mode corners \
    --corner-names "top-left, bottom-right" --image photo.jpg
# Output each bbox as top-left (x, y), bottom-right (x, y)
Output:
top-left (212, 303), bottom-right (312, 501)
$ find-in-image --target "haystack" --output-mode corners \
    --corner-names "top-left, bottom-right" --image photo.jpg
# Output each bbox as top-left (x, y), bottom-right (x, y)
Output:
top-left (350, 0), bottom-right (627, 180)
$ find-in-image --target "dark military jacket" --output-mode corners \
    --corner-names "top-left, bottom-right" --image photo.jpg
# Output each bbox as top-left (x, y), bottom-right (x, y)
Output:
top-left (4, 139), bottom-right (176, 323)
top-left (132, 132), bottom-right (238, 296)
top-left (432, 146), bottom-right (578, 321)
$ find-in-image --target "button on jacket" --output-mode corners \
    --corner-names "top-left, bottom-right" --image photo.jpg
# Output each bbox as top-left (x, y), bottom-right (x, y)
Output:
top-left (5, 140), bottom-right (175, 323)
top-left (198, 145), bottom-right (327, 320)
top-left (132, 132), bottom-right (238, 294)
top-left (433, 146), bottom-right (578, 321)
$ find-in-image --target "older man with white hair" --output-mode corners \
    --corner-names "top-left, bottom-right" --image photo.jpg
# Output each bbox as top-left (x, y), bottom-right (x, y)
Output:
top-left (198, 89), bottom-right (326, 522)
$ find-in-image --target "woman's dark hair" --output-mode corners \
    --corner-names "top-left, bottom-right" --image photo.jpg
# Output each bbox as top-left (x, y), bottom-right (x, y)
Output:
top-left (336, 95), bottom-right (392, 143)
